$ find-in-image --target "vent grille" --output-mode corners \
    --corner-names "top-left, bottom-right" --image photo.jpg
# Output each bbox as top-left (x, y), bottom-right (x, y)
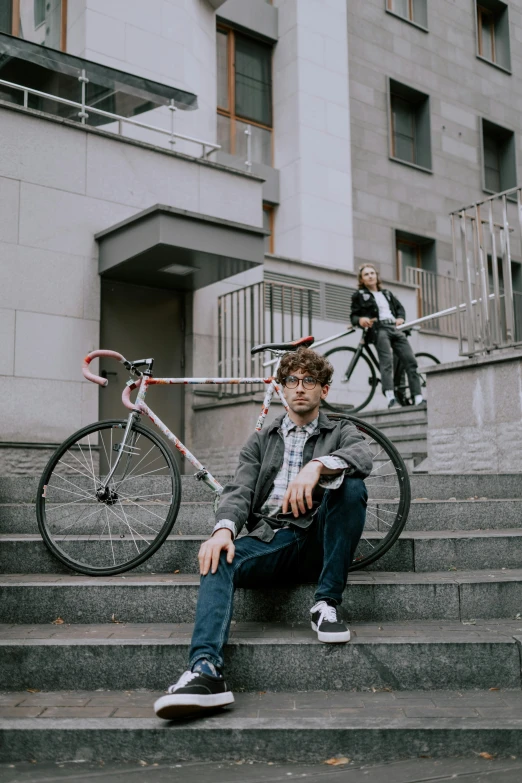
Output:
top-left (264, 272), bottom-right (356, 323)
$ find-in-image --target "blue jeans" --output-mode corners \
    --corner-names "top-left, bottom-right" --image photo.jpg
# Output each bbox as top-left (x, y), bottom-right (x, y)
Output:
top-left (188, 478), bottom-right (367, 671)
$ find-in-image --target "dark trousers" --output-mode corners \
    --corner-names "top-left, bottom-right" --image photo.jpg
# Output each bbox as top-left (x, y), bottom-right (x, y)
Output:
top-left (188, 478), bottom-right (367, 670)
top-left (375, 325), bottom-right (421, 397)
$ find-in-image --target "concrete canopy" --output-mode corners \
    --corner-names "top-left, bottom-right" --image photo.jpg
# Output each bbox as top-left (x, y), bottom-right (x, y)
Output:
top-left (95, 205), bottom-right (267, 291)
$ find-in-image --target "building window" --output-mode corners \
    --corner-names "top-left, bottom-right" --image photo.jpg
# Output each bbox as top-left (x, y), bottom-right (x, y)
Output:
top-left (217, 26), bottom-right (273, 167)
top-left (476, 1), bottom-right (511, 71)
top-left (5, 0), bottom-right (67, 51)
top-left (396, 233), bottom-right (436, 281)
top-left (386, 0), bottom-right (427, 28)
top-left (263, 204), bottom-right (274, 254)
top-left (389, 80), bottom-right (431, 171)
top-left (482, 119), bottom-right (516, 194)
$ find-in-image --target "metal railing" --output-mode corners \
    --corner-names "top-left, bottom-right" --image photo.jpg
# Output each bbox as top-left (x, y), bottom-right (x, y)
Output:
top-left (451, 187), bottom-right (522, 357)
top-left (404, 267), bottom-right (458, 336)
top-left (216, 281), bottom-right (315, 397)
top-left (0, 75), bottom-right (220, 158)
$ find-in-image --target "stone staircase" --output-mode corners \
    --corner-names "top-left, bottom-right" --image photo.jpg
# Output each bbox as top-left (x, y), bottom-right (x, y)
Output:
top-left (359, 405), bottom-right (428, 471)
top-left (2, 470), bottom-right (522, 764)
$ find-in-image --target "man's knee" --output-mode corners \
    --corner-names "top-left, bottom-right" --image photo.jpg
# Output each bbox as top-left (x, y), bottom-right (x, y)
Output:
top-left (331, 477), bottom-right (367, 506)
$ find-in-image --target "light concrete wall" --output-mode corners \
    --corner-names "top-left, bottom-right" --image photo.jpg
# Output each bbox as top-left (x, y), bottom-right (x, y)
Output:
top-left (272, 0), bottom-right (354, 271)
top-left (348, 0), bottom-right (522, 282)
top-left (66, 0), bottom-right (218, 155)
top-left (427, 351), bottom-right (522, 473)
top-left (0, 104), bottom-right (263, 446)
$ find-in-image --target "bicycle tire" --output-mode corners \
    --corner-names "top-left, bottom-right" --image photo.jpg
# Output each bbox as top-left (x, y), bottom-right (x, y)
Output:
top-left (395, 352), bottom-right (440, 405)
top-left (321, 346), bottom-right (378, 414)
top-left (36, 418), bottom-right (181, 576)
top-left (326, 413), bottom-right (411, 571)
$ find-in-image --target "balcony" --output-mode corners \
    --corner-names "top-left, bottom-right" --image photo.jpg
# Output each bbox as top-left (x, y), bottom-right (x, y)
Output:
top-left (0, 32), bottom-right (218, 158)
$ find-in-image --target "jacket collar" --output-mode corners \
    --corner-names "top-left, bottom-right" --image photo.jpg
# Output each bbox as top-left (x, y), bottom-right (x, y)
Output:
top-left (267, 409), bottom-right (336, 433)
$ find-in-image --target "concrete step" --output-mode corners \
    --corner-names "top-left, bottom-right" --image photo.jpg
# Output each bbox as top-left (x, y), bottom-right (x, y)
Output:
top-left (1, 569), bottom-right (522, 624)
top-left (360, 418), bottom-right (427, 439)
top-left (3, 497), bottom-right (520, 538)
top-left (2, 473), bottom-right (521, 504)
top-left (3, 528), bottom-right (522, 575)
top-left (359, 406), bottom-right (428, 426)
top-left (1, 620), bottom-right (521, 693)
top-left (3, 687), bottom-right (522, 765)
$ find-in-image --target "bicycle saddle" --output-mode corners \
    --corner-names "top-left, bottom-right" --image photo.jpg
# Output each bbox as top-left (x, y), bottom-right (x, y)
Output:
top-left (250, 335), bottom-right (315, 355)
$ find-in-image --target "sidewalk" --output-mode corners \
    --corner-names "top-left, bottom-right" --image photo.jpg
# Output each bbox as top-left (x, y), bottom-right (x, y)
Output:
top-left (2, 757), bottom-right (522, 782)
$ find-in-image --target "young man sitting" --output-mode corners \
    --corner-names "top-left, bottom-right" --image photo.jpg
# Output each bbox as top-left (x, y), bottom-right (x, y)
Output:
top-left (154, 347), bottom-right (373, 720)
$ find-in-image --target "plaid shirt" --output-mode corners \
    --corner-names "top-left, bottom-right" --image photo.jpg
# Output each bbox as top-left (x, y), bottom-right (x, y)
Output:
top-left (213, 414), bottom-right (351, 539)
top-left (260, 414), bottom-right (347, 518)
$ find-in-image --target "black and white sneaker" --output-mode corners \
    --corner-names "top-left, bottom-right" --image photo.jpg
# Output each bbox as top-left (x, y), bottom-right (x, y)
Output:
top-left (154, 663), bottom-right (234, 720)
top-left (310, 600), bottom-right (351, 643)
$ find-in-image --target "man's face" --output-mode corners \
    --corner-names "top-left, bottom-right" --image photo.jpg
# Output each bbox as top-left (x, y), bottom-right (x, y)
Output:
top-left (281, 368), bottom-right (329, 416)
top-left (361, 266), bottom-right (377, 287)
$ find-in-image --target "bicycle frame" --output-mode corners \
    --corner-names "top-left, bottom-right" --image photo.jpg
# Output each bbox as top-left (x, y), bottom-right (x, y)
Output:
top-left (84, 350), bottom-right (291, 497)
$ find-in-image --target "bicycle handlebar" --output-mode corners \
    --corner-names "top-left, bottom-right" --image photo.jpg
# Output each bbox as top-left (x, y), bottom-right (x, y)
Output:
top-left (82, 349), bottom-right (127, 387)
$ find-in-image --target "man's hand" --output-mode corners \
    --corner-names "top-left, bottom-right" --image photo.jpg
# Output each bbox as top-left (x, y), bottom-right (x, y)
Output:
top-left (198, 528), bottom-right (235, 576)
top-left (282, 461), bottom-right (322, 518)
top-left (358, 317), bottom-right (376, 329)
top-left (395, 318), bottom-right (405, 327)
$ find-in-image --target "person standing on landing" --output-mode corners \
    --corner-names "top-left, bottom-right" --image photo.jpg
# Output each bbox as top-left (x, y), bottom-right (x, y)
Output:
top-left (154, 347), bottom-right (372, 721)
top-left (350, 264), bottom-right (425, 409)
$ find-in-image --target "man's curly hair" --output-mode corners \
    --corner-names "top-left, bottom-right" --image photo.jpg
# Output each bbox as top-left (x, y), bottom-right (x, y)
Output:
top-left (275, 347), bottom-right (333, 387)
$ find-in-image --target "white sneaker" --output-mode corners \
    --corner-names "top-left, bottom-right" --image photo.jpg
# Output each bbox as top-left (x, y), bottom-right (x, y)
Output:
top-left (154, 669), bottom-right (234, 720)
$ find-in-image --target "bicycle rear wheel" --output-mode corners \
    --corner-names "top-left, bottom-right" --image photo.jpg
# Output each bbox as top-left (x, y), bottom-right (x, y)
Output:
top-left (36, 418), bottom-right (181, 576)
top-left (322, 346), bottom-right (378, 414)
top-left (326, 413), bottom-right (411, 571)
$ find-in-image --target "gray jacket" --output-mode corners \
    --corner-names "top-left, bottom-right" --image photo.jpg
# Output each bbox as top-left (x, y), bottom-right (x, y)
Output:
top-left (215, 412), bottom-right (373, 542)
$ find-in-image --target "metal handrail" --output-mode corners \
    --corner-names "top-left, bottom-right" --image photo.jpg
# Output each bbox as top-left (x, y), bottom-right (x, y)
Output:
top-left (0, 75), bottom-right (220, 158)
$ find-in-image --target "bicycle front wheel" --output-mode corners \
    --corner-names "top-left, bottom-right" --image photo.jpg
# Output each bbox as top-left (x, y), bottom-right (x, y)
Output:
top-left (326, 413), bottom-right (411, 571)
top-left (36, 418), bottom-right (181, 576)
top-left (322, 346), bottom-right (378, 414)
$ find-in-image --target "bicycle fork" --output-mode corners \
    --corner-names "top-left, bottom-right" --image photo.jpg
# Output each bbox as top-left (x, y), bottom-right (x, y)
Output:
top-left (98, 412), bottom-right (140, 492)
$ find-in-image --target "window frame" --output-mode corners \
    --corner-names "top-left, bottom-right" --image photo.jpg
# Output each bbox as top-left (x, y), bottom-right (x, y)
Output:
top-left (388, 78), bottom-right (432, 174)
top-left (475, 0), bottom-right (511, 74)
top-left (480, 117), bottom-right (517, 197)
top-left (10, 0), bottom-right (68, 51)
top-left (217, 24), bottom-right (273, 164)
top-left (385, 0), bottom-right (428, 32)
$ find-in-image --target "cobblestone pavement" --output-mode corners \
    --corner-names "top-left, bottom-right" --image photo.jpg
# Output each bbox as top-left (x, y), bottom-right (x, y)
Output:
top-left (2, 757), bottom-right (522, 782)
top-left (3, 687), bottom-right (522, 721)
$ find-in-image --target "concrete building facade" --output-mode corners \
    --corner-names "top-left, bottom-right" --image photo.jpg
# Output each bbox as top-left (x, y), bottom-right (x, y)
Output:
top-left (1, 0), bottom-right (521, 473)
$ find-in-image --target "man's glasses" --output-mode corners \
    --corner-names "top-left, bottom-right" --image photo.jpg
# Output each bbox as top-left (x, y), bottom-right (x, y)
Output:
top-left (283, 375), bottom-right (319, 390)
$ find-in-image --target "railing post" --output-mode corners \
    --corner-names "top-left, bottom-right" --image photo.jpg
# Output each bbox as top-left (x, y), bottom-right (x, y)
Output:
top-left (475, 204), bottom-right (492, 350)
top-left (245, 124), bottom-right (252, 172)
top-left (487, 199), bottom-right (501, 346)
top-left (459, 211), bottom-right (477, 354)
top-left (23, 89), bottom-right (28, 108)
top-left (78, 69), bottom-right (89, 125)
top-left (501, 194), bottom-right (515, 344)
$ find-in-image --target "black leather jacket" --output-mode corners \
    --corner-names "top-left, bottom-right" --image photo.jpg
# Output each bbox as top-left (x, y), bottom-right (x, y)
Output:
top-left (350, 287), bottom-right (406, 343)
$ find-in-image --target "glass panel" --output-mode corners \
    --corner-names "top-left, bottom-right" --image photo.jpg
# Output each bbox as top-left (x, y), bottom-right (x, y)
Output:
top-left (391, 0), bottom-right (410, 19)
top-left (19, 0), bottom-right (62, 50)
top-left (217, 29), bottom-right (228, 110)
top-left (480, 9), bottom-right (495, 61)
top-left (217, 113), bottom-right (232, 154)
top-left (0, 1), bottom-right (12, 34)
top-left (235, 33), bottom-right (272, 126)
top-left (235, 119), bottom-right (272, 166)
top-left (484, 134), bottom-right (501, 192)
top-left (392, 96), bottom-right (415, 162)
